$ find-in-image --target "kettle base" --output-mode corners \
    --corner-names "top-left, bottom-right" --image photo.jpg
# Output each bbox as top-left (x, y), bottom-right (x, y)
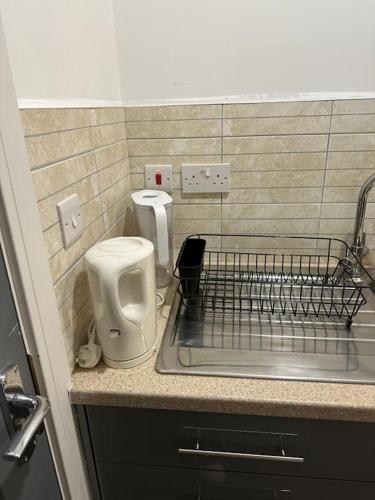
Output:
top-left (103, 343), bottom-right (156, 369)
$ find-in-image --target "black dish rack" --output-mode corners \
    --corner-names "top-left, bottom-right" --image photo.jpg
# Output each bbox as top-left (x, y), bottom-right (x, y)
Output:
top-left (175, 234), bottom-right (375, 327)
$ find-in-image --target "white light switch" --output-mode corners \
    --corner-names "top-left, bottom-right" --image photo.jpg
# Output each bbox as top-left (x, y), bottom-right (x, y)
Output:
top-left (57, 194), bottom-right (83, 248)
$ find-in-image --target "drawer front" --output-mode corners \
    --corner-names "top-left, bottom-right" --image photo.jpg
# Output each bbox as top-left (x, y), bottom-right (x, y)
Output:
top-left (96, 462), bottom-right (375, 500)
top-left (86, 406), bottom-right (375, 482)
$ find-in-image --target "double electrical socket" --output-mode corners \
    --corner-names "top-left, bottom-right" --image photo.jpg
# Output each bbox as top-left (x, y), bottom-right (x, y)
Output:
top-left (182, 164), bottom-right (230, 193)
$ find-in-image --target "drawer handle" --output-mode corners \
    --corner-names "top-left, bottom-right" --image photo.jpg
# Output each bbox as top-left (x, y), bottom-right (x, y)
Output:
top-left (178, 447), bottom-right (304, 463)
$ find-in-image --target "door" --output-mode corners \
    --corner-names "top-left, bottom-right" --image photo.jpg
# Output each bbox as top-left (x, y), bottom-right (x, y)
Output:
top-left (0, 245), bottom-right (62, 499)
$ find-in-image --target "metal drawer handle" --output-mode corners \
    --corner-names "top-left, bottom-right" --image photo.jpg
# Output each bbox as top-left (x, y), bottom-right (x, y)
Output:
top-left (197, 489), bottom-right (293, 500)
top-left (178, 447), bottom-right (304, 463)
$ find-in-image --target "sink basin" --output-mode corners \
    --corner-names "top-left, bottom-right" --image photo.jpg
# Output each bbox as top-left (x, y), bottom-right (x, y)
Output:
top-left (156, 288), bottom-right (375, 384)
top-left (157, 235), bottom-right (375, 383)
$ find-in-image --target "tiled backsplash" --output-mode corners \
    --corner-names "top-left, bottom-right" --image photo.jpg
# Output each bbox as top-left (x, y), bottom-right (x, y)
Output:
top-left (21, 108), bottom-right (131, 369)
top-left (126, 100), bottom-right (375, 260)
top-left (20, 99), bottom-right (375, 370)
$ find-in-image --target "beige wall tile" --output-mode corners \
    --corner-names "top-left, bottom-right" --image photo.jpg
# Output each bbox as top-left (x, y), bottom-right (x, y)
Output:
top-left (91, 107), bottom-right (125, 125)
top-left (129, 155), bottom-right (221, 173)
top-left (130, 173), bottom-right (145, 190)
top-left (44, 223), bottom-right (63, 258)
top-left (173, 205), bottom-right (221, 219)
top-left (81, 195), bottom-right (103, 227)
top-left (223, 135), bottom-right (328, 154)
top-left (322, 187), bottom-right (375, 203)
top-left (102, 214), bottom-right (127, 239)
top-left (26, 127), bottom-right (93, 169)
top-left (49, 215), bottom-right (105, 283)
top-left (32, 151), bottom-right (96, 200)
top-left (333, 99), bottom-right (375, 115)
top-left (231, 170), bottom-right (324, 188)
top-left (127, 119), bottom-right (221, 139)
top-left (21, 108), bottom-right (91, 136)
top-left (128, 137), bottom-right (221, 156)
top-left (54, 259), bottom-right (87, 307)
top-left (95, 140), bottom-right (128, 170)
top-left (223, 101), bottom-right (332, 118)
top-left (221, 235), bottom-right (319, 251)
top-left (329, 134), bottom-right (375, 151)
top-left (222, 219), bottom-right (319, 234)
top-left (173, 233), bottom-right (221, 249)
top-left (223, 187), bottom-right (323, 204)
top-left (222, 203), bottom-right (321, 219)
top-left (331, 114), bottom-right (375, 134)
top-left (98, 159), bottom-right (128, 192)
top-left (327, 151), bottom-right (375, 170)
top-left (171, 190), bottom-right (221, 205)
top-left (125, 104), bottom-right (221, 121)
top-left (37, 173), bottom-right (99, 230)
top-left (321, 203), bottom-right (375, 219)
top-left (319, 219), bottom-right (357, 235)
top-left (223, 116), bottom-right (330, 136)
top-left (223, 153), bottom-right (326, 172)
top-left (103, 195), bottom-right (130, 230)
top-left (58, 282), bottom-right (91, 334)
top-left (92, 122), bottom-right (126, 148)
top-left (101, 176), bottom-right (129, 212)
top-left (173, 219), bottom-right (221, 233)
top-left (62, 299), bottom-right (93, 355)
top-left (325, 169), bottom-right (375, 187)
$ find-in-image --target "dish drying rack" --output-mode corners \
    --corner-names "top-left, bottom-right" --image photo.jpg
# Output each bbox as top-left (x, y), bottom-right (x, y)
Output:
top-left (175, 234), bottom-right (375, 328)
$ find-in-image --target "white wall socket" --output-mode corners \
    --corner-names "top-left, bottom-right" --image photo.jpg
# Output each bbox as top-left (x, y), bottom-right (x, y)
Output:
top-left (182, 163), bottom-right (230, 193)
top-left (145, 165), bottom-right (173, 193)
top-left (57, 194), bottom-right (83, 248)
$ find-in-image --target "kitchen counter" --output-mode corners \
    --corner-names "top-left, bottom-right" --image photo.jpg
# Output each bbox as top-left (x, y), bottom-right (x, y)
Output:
top-left (70, 302), bottom-right (375, 422)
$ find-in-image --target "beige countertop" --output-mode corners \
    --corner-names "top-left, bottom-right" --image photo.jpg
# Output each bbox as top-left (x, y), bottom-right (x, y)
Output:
top-left (70, 303), bottom-right (375, 423)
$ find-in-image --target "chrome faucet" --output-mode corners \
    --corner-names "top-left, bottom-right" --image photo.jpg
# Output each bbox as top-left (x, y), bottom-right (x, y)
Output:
top-left (350, 172), bottom-right (375, 267)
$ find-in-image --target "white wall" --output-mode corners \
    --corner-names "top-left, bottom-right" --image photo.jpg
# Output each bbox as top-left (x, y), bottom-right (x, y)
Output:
top-left (113, 0), bottom-right (375, 105)
top-left (1, 0), bottom-right (375, 107)
top-left (0, 0), bottom-right (121, 107)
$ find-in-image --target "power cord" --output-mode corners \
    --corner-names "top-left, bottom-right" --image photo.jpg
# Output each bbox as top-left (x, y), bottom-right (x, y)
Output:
top-left (76, 320), bottom-right (102, 368)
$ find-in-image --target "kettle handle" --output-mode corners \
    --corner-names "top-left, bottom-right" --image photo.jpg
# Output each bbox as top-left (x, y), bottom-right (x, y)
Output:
top-left (152, 203), bottom-right (169, 267)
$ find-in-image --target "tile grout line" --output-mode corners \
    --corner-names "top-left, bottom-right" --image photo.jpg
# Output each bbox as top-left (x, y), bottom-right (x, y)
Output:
top-left (24, 119), bottom-right (126, 139)
top-left (316, 101), bottom-right (334, 247)
top-left (220, 104), bottom-right (224, 250)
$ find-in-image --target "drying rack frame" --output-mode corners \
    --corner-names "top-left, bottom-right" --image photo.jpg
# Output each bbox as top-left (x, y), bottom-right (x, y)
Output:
top-left (174, 234), bottom-right (375, 327)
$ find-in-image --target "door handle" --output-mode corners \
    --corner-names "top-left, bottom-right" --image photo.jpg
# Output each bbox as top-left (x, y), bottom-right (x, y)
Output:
top-left (3, 392), bottom-right (50, 461)
top-left (0, 364), bottom-right (51, 463)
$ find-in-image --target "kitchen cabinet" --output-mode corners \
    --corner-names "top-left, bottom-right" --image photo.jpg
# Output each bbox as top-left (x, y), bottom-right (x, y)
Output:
top-left (75, 406), bottom-right (375, 499)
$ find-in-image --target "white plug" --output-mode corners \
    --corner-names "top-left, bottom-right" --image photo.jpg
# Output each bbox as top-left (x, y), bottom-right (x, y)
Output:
top-left (76, 321), bottom-right (102, 368)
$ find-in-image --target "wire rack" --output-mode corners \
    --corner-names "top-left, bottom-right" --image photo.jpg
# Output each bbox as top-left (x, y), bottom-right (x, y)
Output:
top-left (175, 234), bottom-right (374, 327)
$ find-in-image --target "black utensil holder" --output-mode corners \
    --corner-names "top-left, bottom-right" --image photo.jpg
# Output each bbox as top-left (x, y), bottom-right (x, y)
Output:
top-left (176, 238), bottom-right (206, 299)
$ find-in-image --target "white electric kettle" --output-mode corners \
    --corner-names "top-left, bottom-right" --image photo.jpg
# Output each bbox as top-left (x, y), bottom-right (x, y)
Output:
top-left (131, 190), bottom-right (173, 287)
top-left (85, 237), bottom-right (157, 368)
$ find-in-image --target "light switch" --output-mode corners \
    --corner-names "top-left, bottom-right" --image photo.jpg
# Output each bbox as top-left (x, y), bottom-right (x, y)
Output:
top-left (57, 194), bottom-right (83, 248)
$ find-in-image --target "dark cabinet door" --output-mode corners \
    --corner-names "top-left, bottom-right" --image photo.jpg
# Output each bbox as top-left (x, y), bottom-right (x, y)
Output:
top-left (96, 462), bottom-right (375, 500)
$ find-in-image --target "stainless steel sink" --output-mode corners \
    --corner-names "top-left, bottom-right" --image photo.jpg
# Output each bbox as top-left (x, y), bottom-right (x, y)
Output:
top-left (156, 286), bottom-right (375, 384)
